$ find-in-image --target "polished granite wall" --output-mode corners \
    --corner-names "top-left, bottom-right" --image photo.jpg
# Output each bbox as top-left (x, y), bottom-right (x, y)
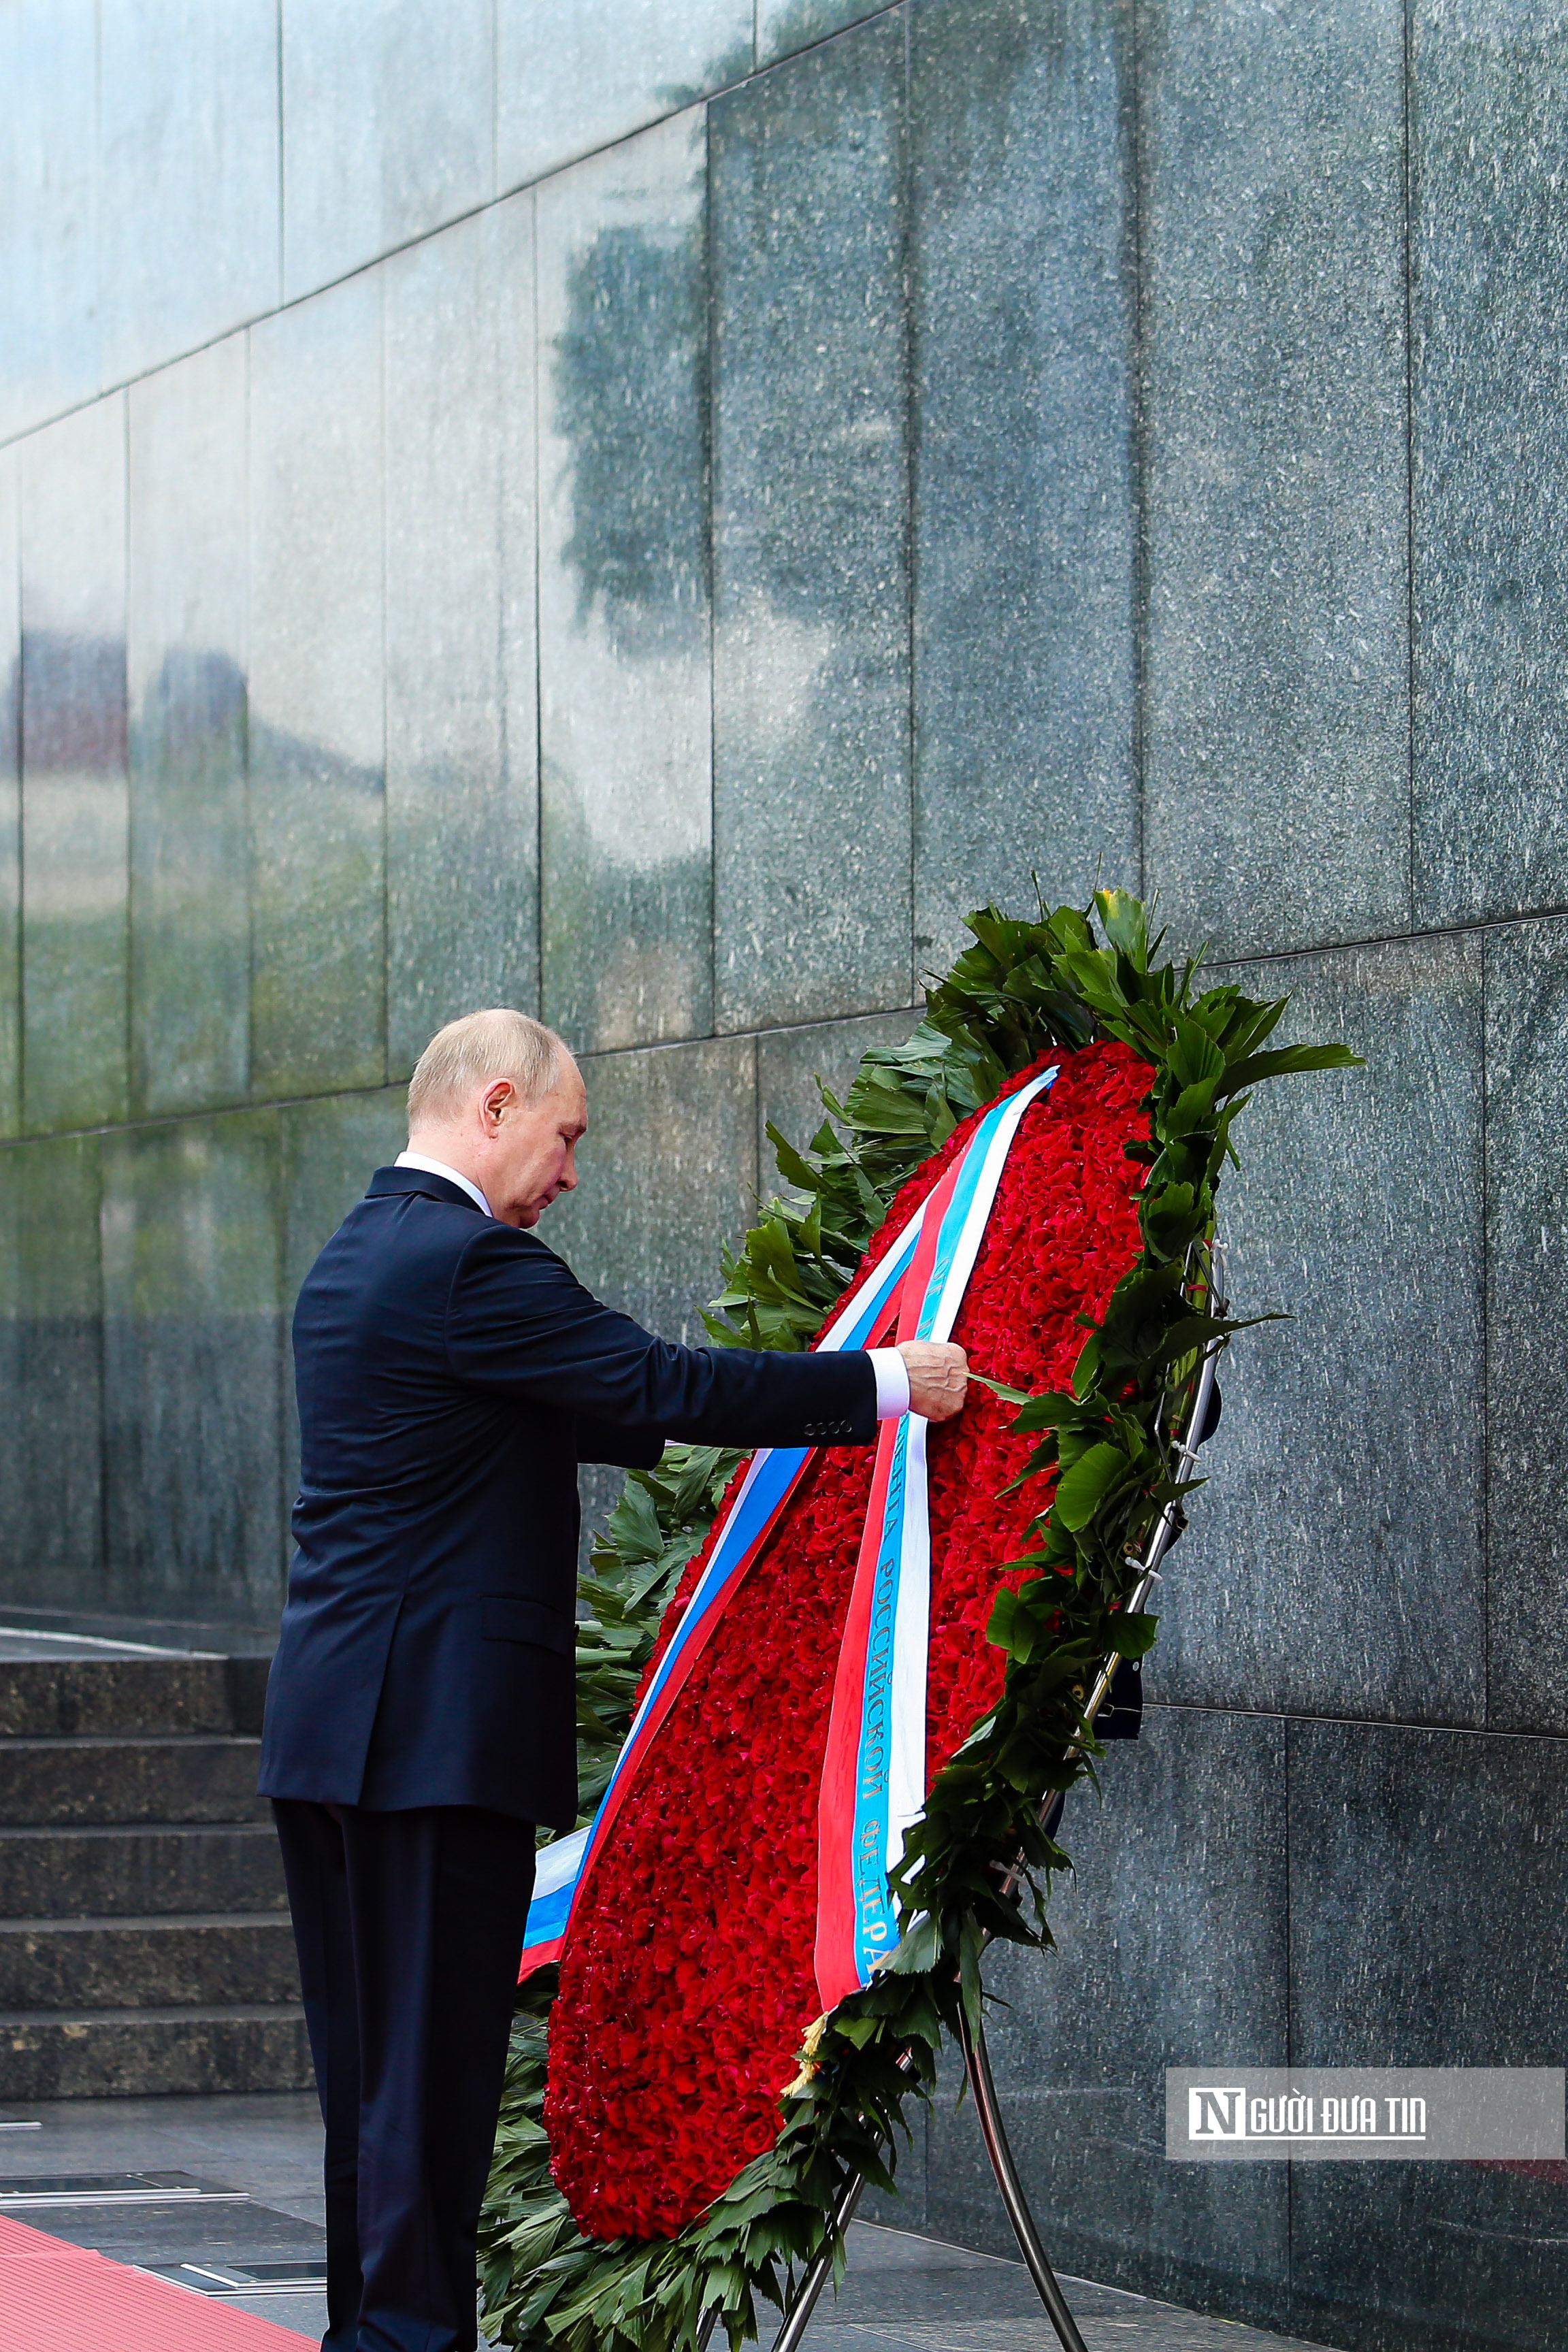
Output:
top-left (3, 3), bottom-right (1567, 2344)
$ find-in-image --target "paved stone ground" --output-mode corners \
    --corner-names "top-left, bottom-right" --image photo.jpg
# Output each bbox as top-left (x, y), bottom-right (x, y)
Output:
top-left (799, 2224), bottom-right (1336, 2352)
top-left (0, 2089), bottom-right (1345, 2351)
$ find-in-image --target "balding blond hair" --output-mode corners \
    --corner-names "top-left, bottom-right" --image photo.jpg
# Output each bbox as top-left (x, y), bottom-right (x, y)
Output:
top-left (407, 1009), bottom-right (570, 1131)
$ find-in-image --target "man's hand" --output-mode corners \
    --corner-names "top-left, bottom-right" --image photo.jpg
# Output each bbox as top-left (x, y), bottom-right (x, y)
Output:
top-left (896, 1340), bottom-right (968, 1422)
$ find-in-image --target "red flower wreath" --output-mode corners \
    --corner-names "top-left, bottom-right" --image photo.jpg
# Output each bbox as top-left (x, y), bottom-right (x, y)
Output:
top-left (544, 1041), bottom-right (1154, 2241)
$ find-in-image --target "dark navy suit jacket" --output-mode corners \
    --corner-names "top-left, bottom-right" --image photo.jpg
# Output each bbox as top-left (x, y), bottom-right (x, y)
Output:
top-left (258, 1166), bottom-right (877, 1831)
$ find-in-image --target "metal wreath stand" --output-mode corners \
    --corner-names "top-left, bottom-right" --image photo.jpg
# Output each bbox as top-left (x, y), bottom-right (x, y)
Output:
top-left (749, 1247), bottom-right (1230, 2352)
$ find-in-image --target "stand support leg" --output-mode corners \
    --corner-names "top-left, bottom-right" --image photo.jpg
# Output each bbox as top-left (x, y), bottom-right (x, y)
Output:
top-left (957, 2005), bottom-right (1088, 2352)
top-left (766, 2167), bottom-right (866, 2352)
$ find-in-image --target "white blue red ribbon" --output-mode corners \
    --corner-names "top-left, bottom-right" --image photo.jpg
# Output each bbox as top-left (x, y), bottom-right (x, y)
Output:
top-left (517, 1198), bottom-right (928, 1976)
top-left (812, 1068), bottom-right (1056, 2013)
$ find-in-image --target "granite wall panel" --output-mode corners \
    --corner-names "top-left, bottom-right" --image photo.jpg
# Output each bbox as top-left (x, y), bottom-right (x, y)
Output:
top-left (497, 0), bottom-right (751, 192)
top-left (710, 15), bottom-right (913, 1030)
top-left (0, 454), bottom-right (18, 1140)
top-left (280, 1090), bottom-right (410, 1314)
top-left (98, 0), bottom-right (280, 391)
top-left (1287, 1718), bottom-right (1568, 2350)
top-left (101, 1112), bottom-right (284, 1622)
top-left (924, 1706), bottom-right (1291, 2321)
top-left (537, 112), bottom-right (713, 1054)
top-left (18, 398), bottom-right (131, 1136)
top-left (248, 274), bottom-right (387, 1100)
top-left (757, 1), bottom-right (892, 69)
top-left (0, 0), bottom-right (99, 442)
top-left (1154, 934), bottom-right (1484, 1726)
top-left (1482, 915), bottom-right (1568, 1733)
top-left (1140, 0), bottom-right (1411, 960)
top-left (127, 335), bottom-right (251, 1119)
top-left (281, 0), bottom-right (495, 304)
top-left (0, 1136), bottom-right (104, 1613)
top-left (544, 1036), bottom-right (758, 1343)
top-left (1411, 1), bottom-right (1568, 930)
top-left (385, 195), bottom-right (540, 1077)
top-left (754, 1008), bottom-right (920, 1187)
top-left (911, 0), bottom-right (1139, 970)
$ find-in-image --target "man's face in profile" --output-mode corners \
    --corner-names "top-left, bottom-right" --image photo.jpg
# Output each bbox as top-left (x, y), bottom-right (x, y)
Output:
top-left (487, 1064), bottom-right (589, 1229)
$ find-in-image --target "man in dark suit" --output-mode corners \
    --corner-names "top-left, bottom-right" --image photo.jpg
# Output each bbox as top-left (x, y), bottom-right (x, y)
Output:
top-left (259, 1008), bottom-right (968, 2352)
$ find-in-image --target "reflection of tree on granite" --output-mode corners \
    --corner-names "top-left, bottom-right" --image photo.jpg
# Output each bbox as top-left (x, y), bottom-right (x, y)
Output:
top-left (654, 27), bottom-right (753, 116)
top-left (544, 198), bottom-right (713, 1047)
top-left (653, 3), bottom-right (862, 108)
top-left (554, 223), bottom-right (707, 647)
top-left (708, 22), bottom-right (910, 1027)
top-left (912, 0), bottom-right (1139, 947)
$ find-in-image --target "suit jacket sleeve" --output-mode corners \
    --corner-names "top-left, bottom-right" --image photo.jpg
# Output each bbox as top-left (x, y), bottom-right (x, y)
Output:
top-left (575, 1415), bottom-right (664, 1470)
top-left (445, 1224), bottom-right (878, 1450)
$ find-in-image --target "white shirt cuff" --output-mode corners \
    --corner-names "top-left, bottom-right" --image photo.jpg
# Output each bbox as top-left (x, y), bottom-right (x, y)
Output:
top-left (868, 1347), bottom-right (911, 1421)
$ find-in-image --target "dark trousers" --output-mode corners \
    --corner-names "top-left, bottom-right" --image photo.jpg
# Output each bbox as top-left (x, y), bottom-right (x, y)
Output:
top-left (272, 1799), bottom-right (537, 2352)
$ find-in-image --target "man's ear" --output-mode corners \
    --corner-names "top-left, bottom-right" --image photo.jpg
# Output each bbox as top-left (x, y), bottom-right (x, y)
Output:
top-left (479, 1079), bottom-right (517, 1133)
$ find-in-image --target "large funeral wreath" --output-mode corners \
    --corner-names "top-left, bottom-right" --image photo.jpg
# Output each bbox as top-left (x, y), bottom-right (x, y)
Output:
top-left (476, 889), bottom-right (1355, 2352)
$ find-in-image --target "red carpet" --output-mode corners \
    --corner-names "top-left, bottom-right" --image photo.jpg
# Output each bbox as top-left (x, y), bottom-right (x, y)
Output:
top-left (0, 2210), bottom-right (312, 2349)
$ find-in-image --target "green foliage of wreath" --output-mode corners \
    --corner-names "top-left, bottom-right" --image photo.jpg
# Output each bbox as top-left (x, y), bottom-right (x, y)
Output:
top-left (477, 889), bottom-right (1358, 2352)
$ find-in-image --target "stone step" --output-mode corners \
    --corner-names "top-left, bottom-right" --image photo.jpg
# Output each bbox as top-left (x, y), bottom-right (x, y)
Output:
top-left (0, 2003), bottom-right (314, 2099)
top-left (0, 1822), bottom-right (287, 1918)
top-left (0, 1914), bottom-right (299, 2009)
top-left (0, 1735), bottom-right (267, 1827)
top-left (0, 1650), bottom-right (297, 2099)
top-left (0, 1655), bottom-right (270, 1739)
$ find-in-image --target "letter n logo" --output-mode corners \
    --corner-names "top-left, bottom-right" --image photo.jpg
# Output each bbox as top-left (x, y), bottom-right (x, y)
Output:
top-left (1188, 2086), bottom-right (1245, 2140)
